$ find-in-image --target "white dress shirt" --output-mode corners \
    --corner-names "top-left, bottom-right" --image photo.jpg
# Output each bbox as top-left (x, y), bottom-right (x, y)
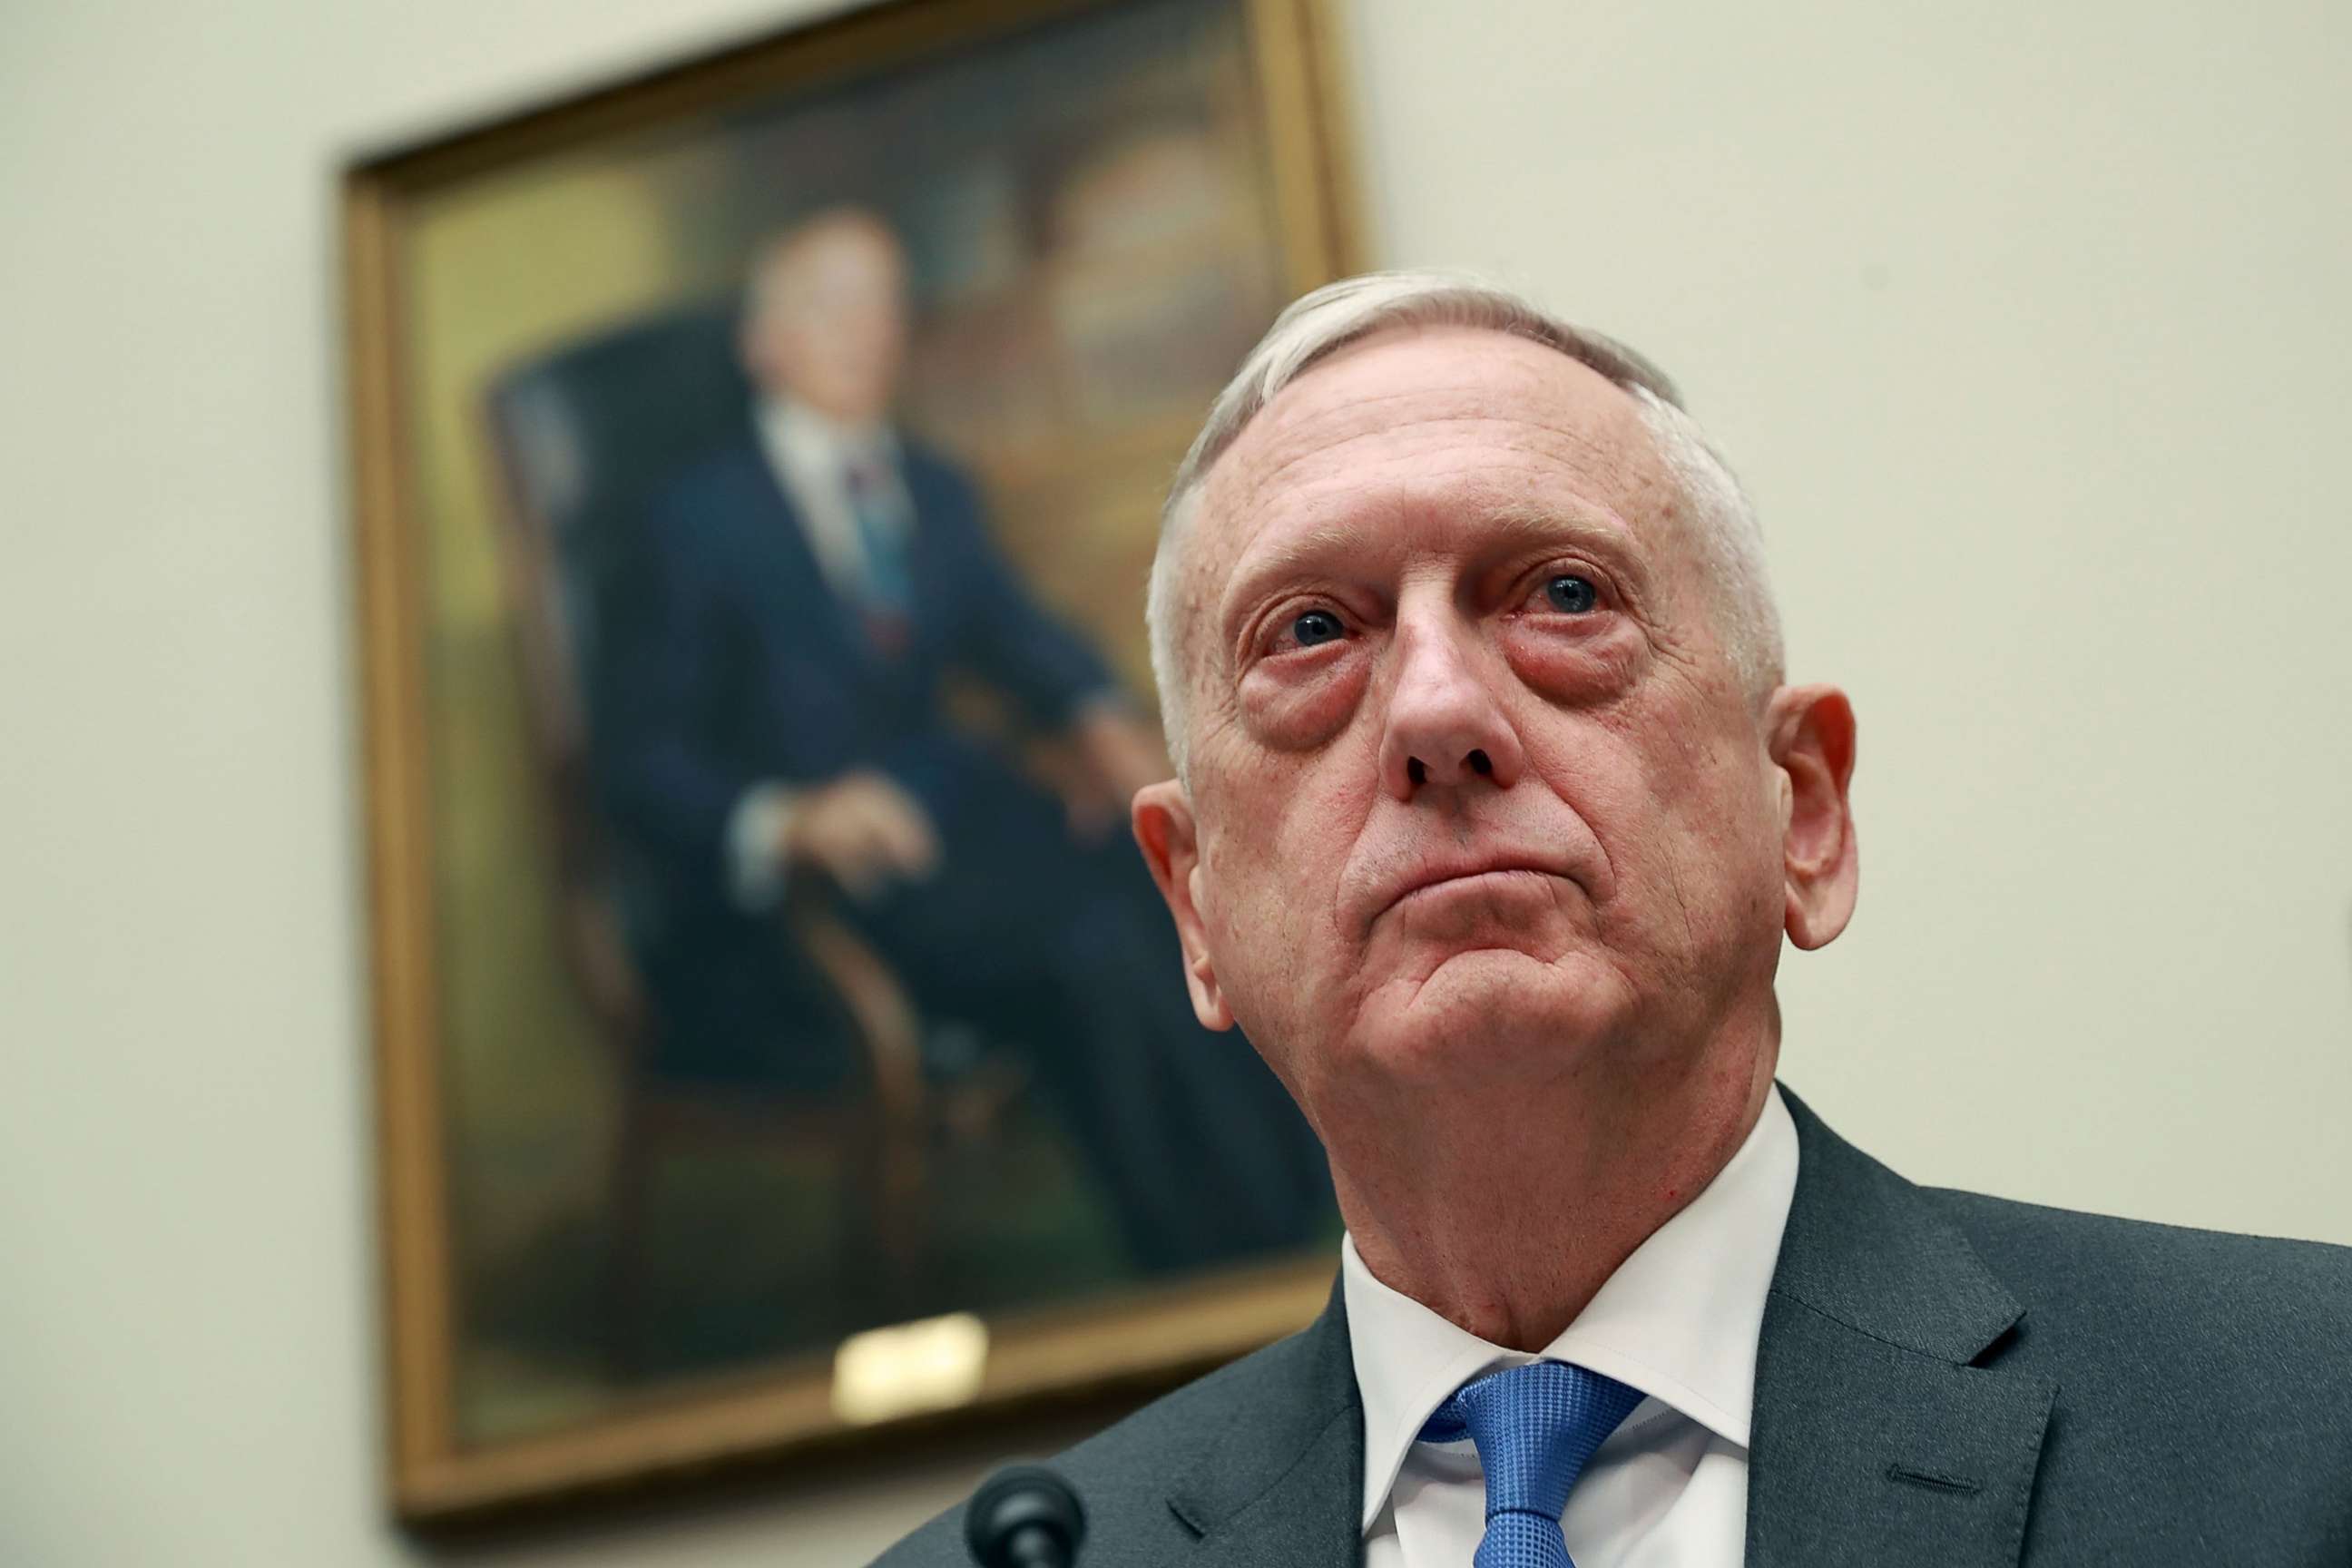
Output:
top-left (723, 398), bottom-right (913, 910)
top-left (751, 397), bottom-right (912, 603)
top-left (1347, 1086), bottom-right (1798, 1568)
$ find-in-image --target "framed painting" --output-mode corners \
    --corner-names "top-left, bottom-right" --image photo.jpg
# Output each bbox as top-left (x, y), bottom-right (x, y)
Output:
top-left (344, 0), bottom-right (1360, 1523)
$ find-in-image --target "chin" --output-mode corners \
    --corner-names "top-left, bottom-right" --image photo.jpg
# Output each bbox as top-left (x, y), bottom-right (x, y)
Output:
top-left (1357, 947), bottom-right (1633, 1085)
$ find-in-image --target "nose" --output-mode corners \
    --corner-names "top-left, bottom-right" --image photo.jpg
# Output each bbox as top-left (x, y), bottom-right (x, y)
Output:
top-left (1377, 610), bottom-right (1525, 801)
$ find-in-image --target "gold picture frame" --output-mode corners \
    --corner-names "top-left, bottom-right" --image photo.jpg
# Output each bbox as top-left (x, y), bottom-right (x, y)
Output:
top-left (345, 0), bottom-right (1359, 1525)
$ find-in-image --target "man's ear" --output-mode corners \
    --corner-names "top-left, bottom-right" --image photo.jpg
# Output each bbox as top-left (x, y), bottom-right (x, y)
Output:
top-left (1132, 780), bottom-right (1234, 1031)
top-left (1766, 683), bottom-right (1858, 951)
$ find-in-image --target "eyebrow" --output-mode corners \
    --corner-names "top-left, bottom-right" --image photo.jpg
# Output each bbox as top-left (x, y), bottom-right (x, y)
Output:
top-left (1217, 500), bottom-right (1642, 648)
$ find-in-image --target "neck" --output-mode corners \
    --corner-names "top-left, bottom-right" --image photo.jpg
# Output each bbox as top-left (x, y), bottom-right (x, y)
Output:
top-left (764, 392), bottom-right (889, 443)
top-left (1327, 1014), bottom-right (1778, 1353)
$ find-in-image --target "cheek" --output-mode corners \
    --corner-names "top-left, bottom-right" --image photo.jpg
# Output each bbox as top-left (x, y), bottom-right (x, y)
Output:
top-left (1193, 772), bottom-right (1373, 1012)
top-left (1194, 836), bottom-right (1306, 1047)
top-left (1236, 646), bottom-right (1370, 751)
top-left (1581, 713), bottom-right (1781, 947)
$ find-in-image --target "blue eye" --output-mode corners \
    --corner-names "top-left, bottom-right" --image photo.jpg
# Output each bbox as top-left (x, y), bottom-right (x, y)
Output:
top-left (1289, 609), bottom-right (1346, 647)
top-left (1544, 575), bottom-right (1599, 614)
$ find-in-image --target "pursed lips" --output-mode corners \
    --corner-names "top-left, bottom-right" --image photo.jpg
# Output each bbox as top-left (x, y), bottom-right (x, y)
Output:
top-left (1367, 855), bottom-right (1579, 926)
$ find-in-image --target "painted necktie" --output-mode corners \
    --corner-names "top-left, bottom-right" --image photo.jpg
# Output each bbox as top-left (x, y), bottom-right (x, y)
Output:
top-left (843, 454), bottom-right (912, 652)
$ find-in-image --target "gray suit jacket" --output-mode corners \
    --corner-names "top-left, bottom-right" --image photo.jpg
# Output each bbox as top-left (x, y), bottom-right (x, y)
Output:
top-left (876, 1089), bottom-right (2352, 1565)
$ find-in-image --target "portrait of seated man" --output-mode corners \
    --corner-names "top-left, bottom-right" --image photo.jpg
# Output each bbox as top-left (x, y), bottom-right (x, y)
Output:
top-left (592, 208), bottom-right (1331, 1277)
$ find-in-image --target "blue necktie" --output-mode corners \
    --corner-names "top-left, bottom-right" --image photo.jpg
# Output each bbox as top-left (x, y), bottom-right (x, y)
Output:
top-left (1418, 1361), bottom-right (1644, 1568)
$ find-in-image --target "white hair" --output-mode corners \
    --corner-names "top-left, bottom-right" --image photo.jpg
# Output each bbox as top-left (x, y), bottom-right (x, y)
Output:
top-left (1145, 270), bottom-right (1785, 779)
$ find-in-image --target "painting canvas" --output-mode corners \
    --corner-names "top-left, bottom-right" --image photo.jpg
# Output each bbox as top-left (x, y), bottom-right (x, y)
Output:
top-left (345, 0), bottom-right (1358, 1521)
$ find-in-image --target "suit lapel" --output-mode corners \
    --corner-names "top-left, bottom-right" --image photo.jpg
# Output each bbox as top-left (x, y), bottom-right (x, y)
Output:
top-left (895, 446), bottom-right (970, 670)
top-left (1156, 1096), bottom-right (2055, 1568)
top-left (1166, 1278), bottom-right (1365, 1568)
top-left (721, 432), bottom-right (873, 671)
top-left (1748, 1091), bottom-right (2056, 1568)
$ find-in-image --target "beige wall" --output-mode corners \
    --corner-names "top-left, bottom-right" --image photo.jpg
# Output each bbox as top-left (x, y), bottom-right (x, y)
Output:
top-left (3, 0), bottom-right (2346, 1563)
top-left (1335, 0), bottom-right (2352, 1239)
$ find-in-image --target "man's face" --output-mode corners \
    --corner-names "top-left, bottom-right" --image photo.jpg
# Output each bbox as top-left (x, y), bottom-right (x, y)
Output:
top-left (741, 220), bottom-right (908, 423)
top-left (1143, 327), bottom-right (1828, 1132)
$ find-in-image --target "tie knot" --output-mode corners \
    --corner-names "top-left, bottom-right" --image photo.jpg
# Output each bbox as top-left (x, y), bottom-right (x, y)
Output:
top-left (1419, 1361), bottom-right (1643, 1524)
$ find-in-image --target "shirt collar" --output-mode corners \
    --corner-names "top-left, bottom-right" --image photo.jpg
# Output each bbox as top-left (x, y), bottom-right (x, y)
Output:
top-left (1342, 1084), bottom-right (1799, 1533)
top-left (756, 396), bottom-right (897, 475)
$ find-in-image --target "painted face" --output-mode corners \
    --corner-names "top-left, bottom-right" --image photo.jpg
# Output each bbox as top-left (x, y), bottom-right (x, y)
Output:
top-left (1158, 327), bottom-right (1800, 1128)
top-left (741, 219), bottom-right (908, 424)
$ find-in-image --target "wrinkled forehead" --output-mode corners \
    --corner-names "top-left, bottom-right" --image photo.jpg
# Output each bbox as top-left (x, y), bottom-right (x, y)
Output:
top-left (1191, 326), bottom-right (1680, 583)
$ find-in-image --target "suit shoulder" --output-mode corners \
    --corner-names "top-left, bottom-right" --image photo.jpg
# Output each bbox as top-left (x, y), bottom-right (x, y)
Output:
top-left (631, 443), bottom-right (783, 588)
top-left (896, 440), bottom-right (987, 532)
top-left (1920, 1191), bottom-right (2352, 1552)
top-left (1928, 1184), bottom-right (2352, 1365)
top-left (650, 440), bottom-right (765, 524)
top-left (1927, 1183), bottom-right (2352, 1294)
top-left (897, 436), bottom-right (975, 491)
top-left (867, 1328), bottom-right (1328, 1566)
top-left (1057, 1322), bottom-right (1334, 1479)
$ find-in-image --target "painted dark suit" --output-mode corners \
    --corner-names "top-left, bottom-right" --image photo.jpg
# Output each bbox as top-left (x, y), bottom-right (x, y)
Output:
top-left (593, 424), bottom-right (1331, 1269)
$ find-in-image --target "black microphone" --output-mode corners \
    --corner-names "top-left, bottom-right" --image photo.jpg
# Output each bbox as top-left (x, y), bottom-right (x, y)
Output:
top-left (963, 1462), bottom-right (1086, 1568)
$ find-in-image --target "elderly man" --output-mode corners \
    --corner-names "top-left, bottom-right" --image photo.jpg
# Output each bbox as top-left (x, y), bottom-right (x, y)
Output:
top-left (597, 209), bottom-right (1332, 1273)
top-left (877, 274), bottom-right (2352, 1565)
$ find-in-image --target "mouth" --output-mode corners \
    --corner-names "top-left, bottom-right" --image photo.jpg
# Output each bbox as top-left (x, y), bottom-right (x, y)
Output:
top-left (1371, 858), bottom-right (1576, 926)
